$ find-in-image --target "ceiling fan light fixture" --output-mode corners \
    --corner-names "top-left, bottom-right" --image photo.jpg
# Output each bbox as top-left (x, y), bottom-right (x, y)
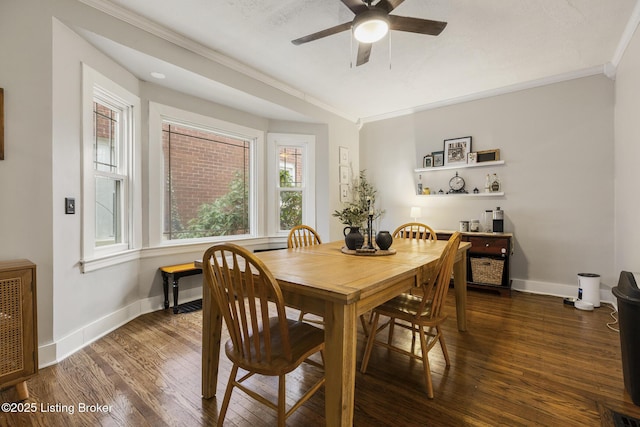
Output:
top-left (353, 9), bottom-right (389, 43)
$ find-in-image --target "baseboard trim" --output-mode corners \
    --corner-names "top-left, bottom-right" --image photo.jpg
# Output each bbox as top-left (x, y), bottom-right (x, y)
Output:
top-left (38, 288), bottom-right (203, 368)
top-left (511, 279), bottom-right (616, 307)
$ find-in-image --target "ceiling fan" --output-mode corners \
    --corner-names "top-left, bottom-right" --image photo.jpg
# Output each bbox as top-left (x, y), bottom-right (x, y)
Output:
top-left (291, 0), bottom-right (447, 66)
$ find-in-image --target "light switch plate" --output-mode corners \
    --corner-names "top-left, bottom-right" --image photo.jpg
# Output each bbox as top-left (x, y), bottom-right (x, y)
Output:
top-left (65, 197), bottom-right (75, 214)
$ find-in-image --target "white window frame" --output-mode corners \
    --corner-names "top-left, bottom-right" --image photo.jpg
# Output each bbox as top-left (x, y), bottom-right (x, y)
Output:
top-left (80, 64), bottom-right (141, 272)
top-left (148, 102), bottom-right (265, 248)
top-left (267, 133), bottom-right (316, 236)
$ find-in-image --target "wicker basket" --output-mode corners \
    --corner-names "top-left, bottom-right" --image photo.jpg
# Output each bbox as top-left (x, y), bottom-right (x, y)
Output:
top-left (470, 257), bottom-right (504, 285)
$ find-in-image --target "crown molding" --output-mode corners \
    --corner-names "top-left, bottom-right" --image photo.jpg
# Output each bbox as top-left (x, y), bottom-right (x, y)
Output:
top-left (612, 0), bottom-right (640, 67)
top-left (77, 0), bottom-right (357, 123)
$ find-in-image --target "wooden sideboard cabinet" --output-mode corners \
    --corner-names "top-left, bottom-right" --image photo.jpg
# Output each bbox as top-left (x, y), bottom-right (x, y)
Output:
top-left (437, 231), bottom-right (513, 296)
top-left (0, 260), bottom-right (38, 400)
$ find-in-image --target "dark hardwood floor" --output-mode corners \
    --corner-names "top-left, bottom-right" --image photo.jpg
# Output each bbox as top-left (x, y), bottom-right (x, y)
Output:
top-left (2, 290), bottom-right (639, 426)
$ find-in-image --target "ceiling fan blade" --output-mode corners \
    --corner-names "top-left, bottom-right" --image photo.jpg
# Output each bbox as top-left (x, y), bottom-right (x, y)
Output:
top-left (388, 15), bottom-right (447, 36)
top-left (356, 42), bottom-right (372, 66)
top-left (292, 22), bottom-right (352, 45)
top-left (375, 0), bottom-right (405, 13)
top-left (341, 0), bottom-right (369, 15)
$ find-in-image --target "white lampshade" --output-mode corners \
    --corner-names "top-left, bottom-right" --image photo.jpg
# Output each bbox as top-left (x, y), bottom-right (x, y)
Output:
top-left (410, 207), bottom-right (422, 220)
top-left (353, 9), bottom-right (389, 44)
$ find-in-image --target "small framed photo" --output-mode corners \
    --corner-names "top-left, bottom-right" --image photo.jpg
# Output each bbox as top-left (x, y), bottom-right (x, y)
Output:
top-left (422, 155), bottom-right (433, 168)
top-left (339, 165), bottom-right (350, 184)
top-left (467, 152), bottom-right (477, 164)
top-left (444, 136), bottom-right (472, 166)
top-left (339, 146), bottom-right (349, 165)
top-left (476, 148), bottom-right (501, 162)
top-left (432, 151), bottom-right (444, 167)
top-left (340, 184), bottom-right (350, 202)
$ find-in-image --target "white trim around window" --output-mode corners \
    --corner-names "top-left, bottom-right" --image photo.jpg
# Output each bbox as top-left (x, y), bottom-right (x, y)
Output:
top-left (80, 64), bottom-right (142, 273)
top-left (267, 133), bottom-right (316, 236)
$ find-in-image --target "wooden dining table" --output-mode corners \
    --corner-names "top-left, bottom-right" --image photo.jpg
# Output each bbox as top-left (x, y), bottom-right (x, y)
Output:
top-left (200, 238), bottom-right (471, 426)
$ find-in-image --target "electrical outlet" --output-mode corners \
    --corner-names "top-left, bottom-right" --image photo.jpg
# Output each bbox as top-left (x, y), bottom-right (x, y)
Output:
top-left (65, 198), bottom-right (75, 214)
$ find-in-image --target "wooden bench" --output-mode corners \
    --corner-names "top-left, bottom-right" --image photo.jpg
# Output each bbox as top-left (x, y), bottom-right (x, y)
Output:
top-left (159, 262), bottom-right (202, 314)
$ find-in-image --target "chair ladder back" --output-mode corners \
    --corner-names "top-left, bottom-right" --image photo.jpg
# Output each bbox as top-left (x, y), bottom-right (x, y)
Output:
top-left (203, 244), bottom-right (292, 365)
top-left (287, 225), bottom-right (322, 249)
top-left (392, 222), bottom-right (438, 242)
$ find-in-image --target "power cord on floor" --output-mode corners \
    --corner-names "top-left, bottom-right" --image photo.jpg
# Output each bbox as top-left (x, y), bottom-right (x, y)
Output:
top-left (603, 302), bottom-right (619, 332)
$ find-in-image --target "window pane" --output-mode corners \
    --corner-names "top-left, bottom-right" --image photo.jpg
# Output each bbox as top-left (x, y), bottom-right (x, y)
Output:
top-left (163, 123), bottom-right (250, 240)
top-left (279, 190), bottom-right (302, 230)
top-left (94, 102), bottom-right (119, 173)
top-left (95, 176), bottom-right (122, 246)
top-left (279, 147), bottom-right (303, 188)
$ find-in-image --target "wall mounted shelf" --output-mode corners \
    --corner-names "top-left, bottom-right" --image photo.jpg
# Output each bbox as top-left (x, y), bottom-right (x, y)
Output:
top-left (415, 160), bottom-right (505, 173)
top-left (420, 192), bottom-right (504, 198)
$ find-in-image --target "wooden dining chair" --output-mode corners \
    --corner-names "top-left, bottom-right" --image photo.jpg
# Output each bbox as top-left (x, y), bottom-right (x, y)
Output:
top-left (287, 225), bottom-right (325, 325)
top-left (202, 243), bottom-right (325, 427)
top-left (392, 222), bottom-right (438, 242)
top-left (360, 232), bottom-right (462, 398)
top-left (287, 224), bottom-right (322, 249)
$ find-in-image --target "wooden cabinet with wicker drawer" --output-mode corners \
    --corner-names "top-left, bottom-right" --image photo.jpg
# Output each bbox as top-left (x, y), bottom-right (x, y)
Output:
top-left (437, 232), bottom-right (513, 296)
top-left (0, 260), bottom-right (37, 400)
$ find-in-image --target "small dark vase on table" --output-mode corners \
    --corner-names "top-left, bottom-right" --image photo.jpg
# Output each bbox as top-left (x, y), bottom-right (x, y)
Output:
top-left (343, 226), bottom-right (365, 250)
top-left (375, 231), bottom-right (393, 250)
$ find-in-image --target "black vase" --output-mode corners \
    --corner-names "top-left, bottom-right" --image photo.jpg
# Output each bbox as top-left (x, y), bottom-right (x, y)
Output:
top-left (343, 226), bottom-right (364, 250)
top-left (376, 231), bottom-right (393, 250)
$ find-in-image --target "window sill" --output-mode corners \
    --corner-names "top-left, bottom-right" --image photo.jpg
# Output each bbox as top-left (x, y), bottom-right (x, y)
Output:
top-left (80, 249), bottom-right (141, 273)
top-left (80, 236), bottom-right (289, 272)
top-left (141, 236), bottom-right (288, 259)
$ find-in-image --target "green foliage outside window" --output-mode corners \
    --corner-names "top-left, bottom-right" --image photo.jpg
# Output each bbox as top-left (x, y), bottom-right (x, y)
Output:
top-left (279, 169), bottom-right (302, 230)
top-left (174, 169), bottom-right (302, 238)
top-left (185, 171), bottom-right (249, 237)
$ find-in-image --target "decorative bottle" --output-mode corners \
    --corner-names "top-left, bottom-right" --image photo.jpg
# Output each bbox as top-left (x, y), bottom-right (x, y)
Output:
top-left (490, 173), bottom-right (501, 192)
top-left (484, 174), bottom-right (491, 193)
top-left (417, 174), bottom-right (423, 195)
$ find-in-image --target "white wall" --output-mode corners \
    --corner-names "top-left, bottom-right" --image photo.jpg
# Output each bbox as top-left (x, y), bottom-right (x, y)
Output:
top-left (361, 75), bottom-right (616, 295)
top-left (1, 0), bottom-right (359, 366)
top-left (0, 2), bottom-right (54, 346)
top-left (614, 24), bottom-right (640, 277)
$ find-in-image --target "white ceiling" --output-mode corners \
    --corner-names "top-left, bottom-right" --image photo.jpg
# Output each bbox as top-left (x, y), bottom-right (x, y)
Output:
top-left (78, 0), bottom-right (638, 123)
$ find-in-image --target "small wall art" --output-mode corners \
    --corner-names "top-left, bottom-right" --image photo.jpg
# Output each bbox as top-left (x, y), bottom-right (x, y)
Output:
top-left (339, 165), bottom-right (350, 184)
top-left (339, 146), bottom-right (349, 165)
top-left (423, 154), bottom-right (433, 168)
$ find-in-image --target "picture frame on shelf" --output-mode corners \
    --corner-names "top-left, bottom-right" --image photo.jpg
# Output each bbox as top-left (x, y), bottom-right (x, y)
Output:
top-left (476, 148), bottom-right (500, 162)
top-left (444, 136), bottom-right (472, 166)
top-left (467, 152), bottom-right (477, 164)
top-left (432, 151), bottom-right (444, 167)
top-left (422, 154), bottom-right (433, 168)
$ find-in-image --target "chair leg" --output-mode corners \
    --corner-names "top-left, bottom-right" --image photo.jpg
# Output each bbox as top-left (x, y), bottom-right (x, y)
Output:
top-left (298, 310), bottom-right (305, 322)
top-left (217, 364), bottom-right (239, 426)
top-left (360, 312), bottom-right (381, 373)
top-left (418, 327), bottom-right (434, 399)
top-left (437, 325), bottom-right (450, 366)
top-left (387, 318), bottom-right (395, 345)
top-left (278, 375), bottom-right (286, 427)
top-left (359, 314), bottom-right (370, 337)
